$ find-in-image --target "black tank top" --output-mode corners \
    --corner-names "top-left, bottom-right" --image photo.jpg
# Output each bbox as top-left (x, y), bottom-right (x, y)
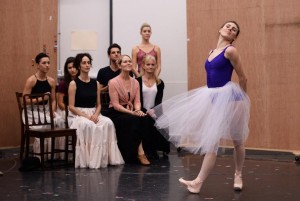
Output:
top-left (31, 75), bottom-right (51, 94)
top-left (31, 75), bottom-right (51, 104)
top-left (75, 78), bottom-right (97, 108)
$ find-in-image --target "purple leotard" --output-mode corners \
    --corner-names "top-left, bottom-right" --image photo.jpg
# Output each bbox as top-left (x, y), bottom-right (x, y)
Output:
top-left (205, 46), bottom-right (233, 88)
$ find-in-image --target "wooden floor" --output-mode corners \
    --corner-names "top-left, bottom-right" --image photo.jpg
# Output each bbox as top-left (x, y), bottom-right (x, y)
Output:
top-left (0, 147), bottom-right (299, 201)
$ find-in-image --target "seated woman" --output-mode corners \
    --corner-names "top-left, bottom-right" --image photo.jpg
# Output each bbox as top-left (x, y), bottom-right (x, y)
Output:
top-left (136, 55), bottom-right (170, 158)
top-left (68, 53), bottom-right (124, 169)
top-left (57, 57), bottom-right (78, 116)
top-left (22, 52), bottom-right (57, 158)
top-left (55, 57), bottom-right (79, 158)
top-left (106, 55), bottom-right (152, 165)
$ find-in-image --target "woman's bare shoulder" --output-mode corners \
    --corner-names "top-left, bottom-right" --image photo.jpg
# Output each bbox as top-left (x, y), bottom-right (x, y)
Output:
top-left (25, 75), bottom-right (37, 85)
top-left (225, 46), bottom-right (238, 59)
top-left (226, 45), bottom-right (238, 54)
top-left (47, 76), bottom-right (56, 85)
top-left (132, 45), bottom-right (139, 52)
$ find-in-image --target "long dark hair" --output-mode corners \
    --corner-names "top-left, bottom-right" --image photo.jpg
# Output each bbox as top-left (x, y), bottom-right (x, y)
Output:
top-left (63, 57), bottom-right (78, 93)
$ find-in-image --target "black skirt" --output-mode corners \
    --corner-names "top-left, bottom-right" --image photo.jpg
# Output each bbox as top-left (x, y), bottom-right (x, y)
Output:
top-left (105, 108), bottom-right (153, 163)
top-left (105, 107), bottom-right (170, 162)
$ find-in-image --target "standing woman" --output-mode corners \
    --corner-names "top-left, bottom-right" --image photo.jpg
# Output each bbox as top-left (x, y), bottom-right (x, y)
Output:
top-left (136, 55), bottom-right (170, 158)
top-left (68, 53), bottom-right (124, 169)
top-left (152, 21), bottom-right (250, 193)
top-left (22, 52), bottom-right (57, 157)
top-left (131, 23), bottom-right (161, 77)
top-left (106, 55), bottom-right (151, 165)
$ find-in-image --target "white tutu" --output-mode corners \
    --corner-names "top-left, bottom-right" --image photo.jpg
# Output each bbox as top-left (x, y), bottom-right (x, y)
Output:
top-left (68, 107), bottom-right (124, 169)
top-left (152, 81), bottom-right (250, 154)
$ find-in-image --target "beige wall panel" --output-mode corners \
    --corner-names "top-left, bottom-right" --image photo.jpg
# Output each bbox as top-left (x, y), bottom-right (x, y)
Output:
top-left (187, 0), bottom-right (300, 152)
top-left (0, 0), bottom-right (58, 148)
top-left (264, 0), bottom-right (300, 150)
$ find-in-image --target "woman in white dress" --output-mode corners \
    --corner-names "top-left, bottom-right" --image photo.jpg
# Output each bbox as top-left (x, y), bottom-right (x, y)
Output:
top-left (56, 57), bottom-right (78, 118)
top-left (22, 53), bottom-right (56, 159)
top-left (68, 53), bottom-right (124, 168)
top-left (55, 57), bottom-right (78, 158)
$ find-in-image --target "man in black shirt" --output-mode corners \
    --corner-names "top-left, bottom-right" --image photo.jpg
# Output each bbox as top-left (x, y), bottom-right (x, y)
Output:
top-left (97, 43), bottom-right (122, 92)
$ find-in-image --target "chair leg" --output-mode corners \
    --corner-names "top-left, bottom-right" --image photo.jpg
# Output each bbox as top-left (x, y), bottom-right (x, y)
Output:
top-left (40, 137), bottom-right (45, 170)
top-left (72, 135), bottom-right (76, 164)
top-left (25, 135), bottom-right (30, 158)
top-left (65, 136), bottom-right (69, 165)
top-left (51, 137), bottom-right (55, 168)
top-left (20, 134), bottom-right (25, 161)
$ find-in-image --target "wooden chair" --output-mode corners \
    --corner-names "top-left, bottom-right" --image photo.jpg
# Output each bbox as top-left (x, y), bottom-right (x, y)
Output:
top-left (21, 92), bottom-right (77, 169)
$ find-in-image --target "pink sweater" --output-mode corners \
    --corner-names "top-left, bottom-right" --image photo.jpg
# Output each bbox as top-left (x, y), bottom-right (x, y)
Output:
top-left (108, 75), bottom-right (141, 111)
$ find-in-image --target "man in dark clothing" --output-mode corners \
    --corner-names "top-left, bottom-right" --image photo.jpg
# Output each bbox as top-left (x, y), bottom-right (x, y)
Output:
top-left (97, 43), bottom-right (122, 92)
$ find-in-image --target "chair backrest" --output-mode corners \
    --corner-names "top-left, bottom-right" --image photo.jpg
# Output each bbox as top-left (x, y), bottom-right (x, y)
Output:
top-left (100, 91), bottom-right (110, 109)
top-left (15, 92), bottom-right (24, 121)
top-left (22, 93), bottom-right (55, 129)
top-left (15, 92), bottom-right (25, 132)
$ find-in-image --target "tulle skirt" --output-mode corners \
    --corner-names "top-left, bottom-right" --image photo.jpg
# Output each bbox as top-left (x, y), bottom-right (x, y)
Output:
top-left (69, 107), bottom-right (124, 169)
top-left (152, 81), bottom-right (250, 154)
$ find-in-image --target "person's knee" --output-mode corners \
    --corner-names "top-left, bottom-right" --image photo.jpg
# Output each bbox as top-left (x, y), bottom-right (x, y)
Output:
top-left (233, 142), bottom-right (244, 149)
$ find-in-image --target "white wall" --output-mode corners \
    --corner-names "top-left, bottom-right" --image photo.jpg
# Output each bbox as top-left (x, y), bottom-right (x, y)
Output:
top-left (58, 0), bottom-right (110, 78)
top-left (59, 0), bottom-right (188, 99)
top-left (113, 0), bottom-right (188, 99)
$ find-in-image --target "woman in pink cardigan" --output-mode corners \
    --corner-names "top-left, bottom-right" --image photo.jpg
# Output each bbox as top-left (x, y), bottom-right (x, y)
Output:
top-left (106, 55), bottom-right (153, 165)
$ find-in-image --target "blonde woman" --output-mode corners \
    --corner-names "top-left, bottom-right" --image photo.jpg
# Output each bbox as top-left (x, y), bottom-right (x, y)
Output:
top-left (106, 55), bottom-right (153, 165)
top-left (131, 23), bottom-right (161, 77)
top-left (136, 55), bottom-right (169, 158)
